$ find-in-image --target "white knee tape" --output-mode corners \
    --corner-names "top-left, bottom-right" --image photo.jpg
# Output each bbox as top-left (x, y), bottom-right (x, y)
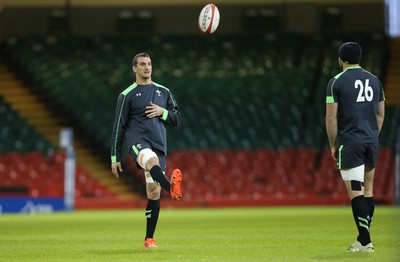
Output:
top-left (144, 171), bottom-right (155, 184)
top-left (340, 164), bottom-right (365, 182)
top-left (137, 148), bottom-right (158, 170)
top-left (144, 171), bottom-right (165, 184)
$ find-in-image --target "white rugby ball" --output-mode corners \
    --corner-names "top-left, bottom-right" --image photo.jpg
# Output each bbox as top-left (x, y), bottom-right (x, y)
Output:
top-left (198, 4), bottom-right (220, 34)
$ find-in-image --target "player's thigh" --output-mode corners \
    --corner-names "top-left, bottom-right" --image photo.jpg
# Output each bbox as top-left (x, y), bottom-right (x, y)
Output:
top-left (140, 149), bottom-right (166, 171)
top-left (340, 165), bottom-right (365, 199)
top-left (130, 147), bottom-right (159, 171)
top-left (139, 149), bottom-right (159, 170)
top-left (128, 147), bottom-right (159, 184)
top-left (339, 143), bottom-right (365, 199)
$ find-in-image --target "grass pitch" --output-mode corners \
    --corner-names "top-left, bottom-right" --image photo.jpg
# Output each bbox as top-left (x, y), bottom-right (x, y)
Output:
top-left (0, 206), bottom-right (399, 261)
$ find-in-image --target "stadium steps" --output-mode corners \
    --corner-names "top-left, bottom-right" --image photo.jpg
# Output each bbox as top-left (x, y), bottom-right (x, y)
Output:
top-left (384, 38), bottom-right (400, 105)
top-left (0, 65), bottom-right (135, 199)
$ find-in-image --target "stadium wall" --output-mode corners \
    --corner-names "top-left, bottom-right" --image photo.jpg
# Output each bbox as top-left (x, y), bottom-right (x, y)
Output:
top-left (0, 2), bottom-right (384, 38)
top-left (0, 0), bottom-right (384, 7)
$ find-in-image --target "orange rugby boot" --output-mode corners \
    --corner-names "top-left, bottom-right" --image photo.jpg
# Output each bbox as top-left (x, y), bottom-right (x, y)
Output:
top-left (144, 238), bottom-right (158, 248)
top-left (170, 169), bottom-right (183, 200)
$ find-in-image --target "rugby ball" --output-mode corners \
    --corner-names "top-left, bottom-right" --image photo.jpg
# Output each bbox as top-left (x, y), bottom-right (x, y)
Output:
top-left (198, 4), bottom-right (220, 34)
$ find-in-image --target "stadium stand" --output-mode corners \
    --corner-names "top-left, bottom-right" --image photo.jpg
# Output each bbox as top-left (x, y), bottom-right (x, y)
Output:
top-left (0, 84), bottom-right (119, 200)
top-left (1, 32), bottom-right (398, 207)
top-left (0, 151), bottom-right (116, 198)
top-left (0, 96), bottom-right (53, 153)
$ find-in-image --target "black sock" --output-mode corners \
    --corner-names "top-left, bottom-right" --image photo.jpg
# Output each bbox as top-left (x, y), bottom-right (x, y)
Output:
top-left (351, 195), bottom-right (371, 245)
top-left (150, 165), bottom-right (170, 193)
top-left (356, 197), bottom-right (375, 242)
top-left (145, 199), bottom-right (160, 240)
top-left (365, 197), bottom-right (375, 226)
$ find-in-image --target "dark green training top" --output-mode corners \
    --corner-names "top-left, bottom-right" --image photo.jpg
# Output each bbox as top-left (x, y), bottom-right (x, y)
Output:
top-left (326, 66), bottom-right (385, 145)
top-left (110, 82), bottom-right (180, 163)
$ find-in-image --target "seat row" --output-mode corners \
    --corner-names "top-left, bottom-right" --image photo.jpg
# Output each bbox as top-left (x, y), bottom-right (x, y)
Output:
top-left (0, 98), bottom-right (53, 153)
top-left (126, 147), bottom-right (396, 204)
top-left (3, 33), bottom-right (394, 155)
top-left (0, 147), bottom-right (395, 204)
top-left (0, 151), bottom-right (116, 198)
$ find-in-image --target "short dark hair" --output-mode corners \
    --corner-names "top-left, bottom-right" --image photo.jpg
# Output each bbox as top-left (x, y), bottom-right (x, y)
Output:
top-left (132, 52), bottom-right (150, 66)
top-left (338, 42), bottom-right (362, 64)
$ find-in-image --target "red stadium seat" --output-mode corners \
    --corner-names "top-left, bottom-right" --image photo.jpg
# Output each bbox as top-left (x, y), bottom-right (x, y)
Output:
top-left (0, 151), bottom-right (117, 199)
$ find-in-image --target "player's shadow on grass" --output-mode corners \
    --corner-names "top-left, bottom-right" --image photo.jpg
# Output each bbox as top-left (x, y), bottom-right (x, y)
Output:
top-left (312, 252), bottom-right (375, 260)
top-left (91, 248), bottom-right (170, 256)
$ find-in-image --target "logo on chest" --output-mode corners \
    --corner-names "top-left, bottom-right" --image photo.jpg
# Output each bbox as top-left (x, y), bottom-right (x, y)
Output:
top-left (156, 90), bottom-right (161, 96)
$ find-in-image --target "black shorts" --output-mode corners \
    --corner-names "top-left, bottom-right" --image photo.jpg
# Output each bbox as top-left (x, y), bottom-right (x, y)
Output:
top-left (128, 145), bottom-right (166, 171)
top-left (337, 142), bottom-right (378, 170)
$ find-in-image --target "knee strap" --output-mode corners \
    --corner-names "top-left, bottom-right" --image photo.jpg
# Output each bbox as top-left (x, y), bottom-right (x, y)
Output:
top-left (137, 148), bottom-right (158, 170)
top-left (340, 164), bottom-right (364, 182)
top-left (351, 180), bottom-right (364, 191)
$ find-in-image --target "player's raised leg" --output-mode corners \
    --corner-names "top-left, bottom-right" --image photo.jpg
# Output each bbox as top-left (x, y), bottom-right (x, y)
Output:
top-left (138, 148), bottom-right (168, 192)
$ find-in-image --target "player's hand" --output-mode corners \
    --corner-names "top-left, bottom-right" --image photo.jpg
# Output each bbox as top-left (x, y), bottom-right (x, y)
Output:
top-left (146, 102), bottom-right (164, 118)
top-left (111, 162), bottom-right (123, 178)
top-left (330, 146), bottom-right (338, 161)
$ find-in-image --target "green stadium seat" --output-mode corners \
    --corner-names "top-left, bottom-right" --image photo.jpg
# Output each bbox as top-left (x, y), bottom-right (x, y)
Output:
top-left (0, 98), bottom-right (54, 153)
top-left (3, 33), bottom-right (392, 154)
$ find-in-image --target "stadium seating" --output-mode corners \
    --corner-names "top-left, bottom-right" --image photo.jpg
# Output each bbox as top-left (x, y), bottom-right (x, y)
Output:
top-left (0, 151), bottom-right (117, 198)
top-left (0, 97), bottom-right (53, 153)
top-left (4, 33), bottom-right (394, 150)
top-left (124, 146), bottom-right (395, 204)
top-left (0, 98), bottom-right (116, 199)
top-left (1, 32), bottom-right (398, 205)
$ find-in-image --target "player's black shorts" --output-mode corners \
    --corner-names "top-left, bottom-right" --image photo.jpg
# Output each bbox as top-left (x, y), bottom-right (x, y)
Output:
top-left (337, 142), bottom-right (378, 170)
top-left (128, 145), bottom-right (166, 171)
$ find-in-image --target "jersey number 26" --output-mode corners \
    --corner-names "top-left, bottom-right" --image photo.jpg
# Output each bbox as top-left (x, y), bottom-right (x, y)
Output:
top-left (355, 79), bottom-right (373, 102)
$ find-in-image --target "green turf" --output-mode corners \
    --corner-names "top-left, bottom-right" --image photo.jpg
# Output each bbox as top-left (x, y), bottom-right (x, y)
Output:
top-left (0, 206), bottom-right (399, 261)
